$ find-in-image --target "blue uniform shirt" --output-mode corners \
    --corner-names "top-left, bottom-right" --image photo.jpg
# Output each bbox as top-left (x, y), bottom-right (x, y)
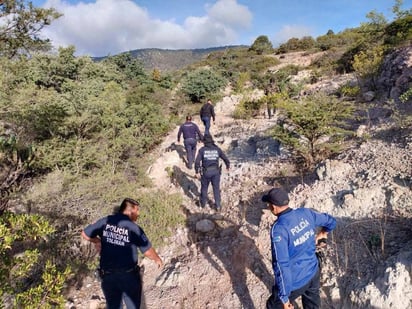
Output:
top-left (270, 207), bottom-right (336, 304)
top-left (177, 122), bottom-right (203, 142)
top-left (83, 213), bottom-right (152, 270)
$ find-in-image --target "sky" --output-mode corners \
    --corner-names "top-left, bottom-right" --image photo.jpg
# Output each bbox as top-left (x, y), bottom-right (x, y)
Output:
top-left (30, 0), bottom-right (412, 57)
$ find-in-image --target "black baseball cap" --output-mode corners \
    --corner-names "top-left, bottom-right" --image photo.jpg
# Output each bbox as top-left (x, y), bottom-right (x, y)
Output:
top-left (261, 188), bottom-right (289, 206)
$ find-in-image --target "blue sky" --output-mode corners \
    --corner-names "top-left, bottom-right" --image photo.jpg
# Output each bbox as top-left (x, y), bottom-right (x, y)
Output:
top-left (32, 0), bottom-right (412, 57)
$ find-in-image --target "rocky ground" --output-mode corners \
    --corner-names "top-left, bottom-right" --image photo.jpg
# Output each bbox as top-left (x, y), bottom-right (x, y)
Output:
top-left (67, 51), bottom-right (412, 309)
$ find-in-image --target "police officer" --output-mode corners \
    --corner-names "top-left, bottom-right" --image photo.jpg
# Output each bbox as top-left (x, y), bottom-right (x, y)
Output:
top-left (195, 135), bottom-right (230, 211)
top-left (81, 198), bottom-right (163, 309)
top-left (199, 99), bottom-right (215, 136)
top-left (262, 188), bottom-right (336, 309)
top-left (177, 115), bottom-right (203, 169)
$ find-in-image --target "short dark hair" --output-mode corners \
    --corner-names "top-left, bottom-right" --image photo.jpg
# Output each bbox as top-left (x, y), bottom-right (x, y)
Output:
top-left (119, 198), bottom-right (139, 213)
top-left (186, 115), bottom-right (192, 121)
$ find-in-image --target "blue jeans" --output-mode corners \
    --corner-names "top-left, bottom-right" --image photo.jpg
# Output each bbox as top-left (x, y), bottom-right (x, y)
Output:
top-left (201, 116), bottom-right (211, 136)
top-left (200, 168), bottom-right (221, 208)
top-left (183, 138), bottom-right (197, 169)
top-left (101, 270), bottom-right (142, 309)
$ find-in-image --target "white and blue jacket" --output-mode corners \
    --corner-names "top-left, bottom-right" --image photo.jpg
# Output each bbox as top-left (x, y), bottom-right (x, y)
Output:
top-left (270, 207), bottom-right (336, 304)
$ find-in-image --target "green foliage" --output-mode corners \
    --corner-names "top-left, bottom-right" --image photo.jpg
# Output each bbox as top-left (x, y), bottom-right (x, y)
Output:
top-left (181, 68), bottom-right (226, 102)
top-left (249, 35), bottom-right (273, 55)
top-left (392, 0), bottom-right (412, 18)
top-left (234, 72), bottom-right (250, 93)
top-left (339, 83), bottom-right (361, 98)
top-left (0, 212), bottom-right (71, 308)
top-left (233, 97), bottom-right (265, 119)
top-left (271, 92), bottom-right (355, 169)
top-left (103, 52), bottom-right (146, 81)
top-left (262, 65), bottom-right (302, 98)
top-left (0, 0), bottom-right (61, 58)
top-left (400, 88), bottom-right (412, 103)
top-left (138, 192), bottom-right (185, 247)
top-left (352, 45), bottom-right (386, 89)
top-left (310, 49), bottom-right (343, 75)
top-left (384, 15), bottom-right (412, 46)
top-left (278, 36), bottom-right (316, 53)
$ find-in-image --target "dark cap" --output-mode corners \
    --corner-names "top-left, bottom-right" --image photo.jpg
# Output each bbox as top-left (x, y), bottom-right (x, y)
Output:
top-left (261, 188), bottom-right (289, 206)
top-left (203, 134), bottom-right (214, 144)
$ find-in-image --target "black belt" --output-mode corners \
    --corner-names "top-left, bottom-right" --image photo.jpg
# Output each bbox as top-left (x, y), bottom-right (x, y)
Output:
top-left (99, 265), bottom-right (139, 276)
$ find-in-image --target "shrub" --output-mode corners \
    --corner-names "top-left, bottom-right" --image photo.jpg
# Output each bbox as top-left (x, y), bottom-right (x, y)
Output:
top-left (0, 212), bottom-right (71, 308)
top-left (181, 68), bottom-right (226, 102)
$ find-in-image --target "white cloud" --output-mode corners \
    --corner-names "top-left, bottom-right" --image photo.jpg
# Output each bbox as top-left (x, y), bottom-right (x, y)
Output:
top-left (41, 0), bottom-right (253, 56)
top-left (271, 25), bottom-right (313, 47)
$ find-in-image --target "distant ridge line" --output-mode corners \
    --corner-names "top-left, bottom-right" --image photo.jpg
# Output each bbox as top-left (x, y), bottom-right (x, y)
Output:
top-left (93, 45), bottom-right (249, 71)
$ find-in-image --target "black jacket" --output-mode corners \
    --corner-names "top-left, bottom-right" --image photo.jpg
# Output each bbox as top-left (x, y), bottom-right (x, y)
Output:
top-left (195, 143), bottom-right (230, 174)
top-left (199, 103), bottom-right (215, 121)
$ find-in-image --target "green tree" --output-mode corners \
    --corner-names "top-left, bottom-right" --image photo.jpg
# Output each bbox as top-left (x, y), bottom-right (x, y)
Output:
top-left (271, 92), bottom-right (354, 169)
top-left (392, 0), bottom-right (412, 18)
top-left (249, 35), bottom-right (273, 55)
top-left (181, 68), bottom-right (226, 102)
top-left (384, 15), bottom-right (412, 46)
top-left (103, 53), bottom-right (146, 81)
top-left (352, 45), bottom-right (385, 90)
top-left (0, 0), bottom-right (61, 58)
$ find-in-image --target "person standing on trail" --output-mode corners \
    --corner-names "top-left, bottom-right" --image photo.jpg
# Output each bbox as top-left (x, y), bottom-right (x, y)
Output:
top-left (177, 115), bottom-right (203, 169)
top-left (195, 134), bottom-right (230, 211)
top-left (199, 99), bottom-right (215, 136)
top-left (81, 198), bottom-right (163, 309)
top-left (262, 187), bottom-right (336, 309)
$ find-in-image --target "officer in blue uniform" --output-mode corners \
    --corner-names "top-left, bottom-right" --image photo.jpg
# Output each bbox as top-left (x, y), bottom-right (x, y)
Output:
top-left (81, 198), bottom-right (163, 309)
top-left (195, 134), bottom-right (230, 211)
top-left (177, 115), bottom-right (203, 169)
top-left (262, 188), bottom-right (336, 309)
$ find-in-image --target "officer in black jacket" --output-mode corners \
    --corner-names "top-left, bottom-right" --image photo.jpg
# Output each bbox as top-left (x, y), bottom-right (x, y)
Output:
top-left (177, 115), bottom-right (203, 169)
top-left (195, 135), bottom-right (230, 211)
top-left (199, 99), bottom-right (215, 136)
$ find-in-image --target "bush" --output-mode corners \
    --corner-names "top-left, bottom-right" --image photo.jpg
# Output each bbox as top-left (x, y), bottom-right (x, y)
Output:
top-left (181, 68), bottom-right (226, 102)
top-left (233, 97), bottom-right (265, 119)
top-left (0, 212), bottom-right (71, 308)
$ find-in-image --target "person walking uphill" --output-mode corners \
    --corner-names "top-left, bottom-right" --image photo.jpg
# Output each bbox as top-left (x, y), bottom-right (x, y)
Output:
top-left (195, 135), bottom-right (230, 211)
top-left (199, 99), bottom-right (215, 136)
top-left (177, 115), bottom-right (203, 169)
top-left (81, 198), bottom-right (163, 309)
top-left (262, 188), bottom-right (336, 309)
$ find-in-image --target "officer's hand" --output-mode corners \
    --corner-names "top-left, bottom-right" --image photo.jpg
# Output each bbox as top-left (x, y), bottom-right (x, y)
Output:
top-left (283, 302), bottom-right (294, 309)
top-left (156, 258), bottom-right (164, 269)
top-left (316, 230), bottom-right (328, 248)
top-left (93, 241), bottom-right (101, 253)
top-left (195, 173), bottom-right (200, 179)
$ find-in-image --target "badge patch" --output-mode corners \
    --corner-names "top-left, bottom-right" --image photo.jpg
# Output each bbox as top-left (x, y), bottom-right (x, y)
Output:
top-left (273, 235), bottom-right (282, 242)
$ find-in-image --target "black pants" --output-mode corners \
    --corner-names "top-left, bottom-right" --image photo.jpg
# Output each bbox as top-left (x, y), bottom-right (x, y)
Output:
top-left (266, 267), bottom-right (320, 309)
top-left (183, 138), bottom-right (197, 169)
top-left (101, 270), bottom-right (142, 309)
top-left (200, 169), bottom-right (221, 208)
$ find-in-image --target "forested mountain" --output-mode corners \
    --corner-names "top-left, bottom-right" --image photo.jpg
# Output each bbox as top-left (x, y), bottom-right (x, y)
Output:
top-left (0, 0), bottom-right (411, 307)
top-left (94, 46), bottom-right (248, 71)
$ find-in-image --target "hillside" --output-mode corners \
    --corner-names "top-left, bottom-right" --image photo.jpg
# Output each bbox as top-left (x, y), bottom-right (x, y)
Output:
top-left (68, 47), bottom-right (412, 309)
top-left (94, 45), bottom-right (248, 71)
